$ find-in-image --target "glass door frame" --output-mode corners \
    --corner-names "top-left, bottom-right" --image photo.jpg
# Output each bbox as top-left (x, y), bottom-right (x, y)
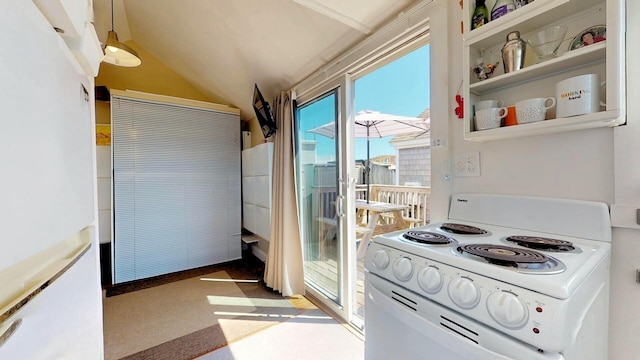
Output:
top-left (296, 77), bottom-right (360, 326)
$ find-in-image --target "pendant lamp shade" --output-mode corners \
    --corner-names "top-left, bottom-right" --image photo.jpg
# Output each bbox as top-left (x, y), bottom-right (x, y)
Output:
top-left (103, 30), bottom-right (141, 67)
top-left (102, 0), bottom-right (141, 67)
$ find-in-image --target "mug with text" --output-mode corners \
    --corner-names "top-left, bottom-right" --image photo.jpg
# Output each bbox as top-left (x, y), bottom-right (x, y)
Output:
top-left (556, 74), bottom-right (606, 118)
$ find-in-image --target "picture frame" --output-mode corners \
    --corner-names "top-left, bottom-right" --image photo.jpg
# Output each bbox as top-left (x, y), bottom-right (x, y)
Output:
top-left (568, 25), bottom-right (606, 51)
top-left (96, 124), bottom-right (111, 146)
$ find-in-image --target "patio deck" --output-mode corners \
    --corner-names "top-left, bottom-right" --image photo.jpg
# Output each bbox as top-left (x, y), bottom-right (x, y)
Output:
top-left (303, 184), bottom-right (431, 326)
top-left (304, 256), bottom-right (365, 319)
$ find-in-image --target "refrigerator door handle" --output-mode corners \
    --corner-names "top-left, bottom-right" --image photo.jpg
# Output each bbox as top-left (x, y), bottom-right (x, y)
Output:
top-left (0, 228), bottom-right (92, 326)
top-left (0, 318), bottom-right (22, 348)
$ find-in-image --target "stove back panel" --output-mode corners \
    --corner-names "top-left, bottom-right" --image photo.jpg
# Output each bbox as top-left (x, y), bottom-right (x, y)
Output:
top-left (448, 194), bottom-right (611, 242)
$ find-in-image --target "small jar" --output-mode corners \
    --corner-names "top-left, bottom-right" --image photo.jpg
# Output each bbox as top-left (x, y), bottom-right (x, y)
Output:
top-left (491, 0), bottom-right (515, 20)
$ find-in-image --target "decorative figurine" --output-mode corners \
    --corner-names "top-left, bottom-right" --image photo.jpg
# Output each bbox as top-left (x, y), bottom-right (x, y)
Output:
top-left (471, 60), bottom-right (499, 81)
top-left (471, 49), bottom-right (500, 81)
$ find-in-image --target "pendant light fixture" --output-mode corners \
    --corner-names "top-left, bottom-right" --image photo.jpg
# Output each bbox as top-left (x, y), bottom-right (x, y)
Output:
top-left (102, 0), bottom-right (141, 67)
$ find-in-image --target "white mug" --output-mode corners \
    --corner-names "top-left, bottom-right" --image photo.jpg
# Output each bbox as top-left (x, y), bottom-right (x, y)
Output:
top-left (556, 74), bottom-right (606, 118)
top-left (475, 107), bottom-right (508, 130)
top-left (515, 97), bottom-right (556, 124)
top-left (475, 99), bottom-right (504, 112)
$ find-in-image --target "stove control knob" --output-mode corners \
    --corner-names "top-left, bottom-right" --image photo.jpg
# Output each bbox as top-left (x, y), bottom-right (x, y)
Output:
top-left (486, 291), bottom-right (529, 329)
top-left (392, 257), bottom-right (414, 282)
top-left (448, 277), bottom-right (480, 309)
top-left (417, 266), bottom-right (443, 294)
top-left (372, 250), bottom-right (390, 270)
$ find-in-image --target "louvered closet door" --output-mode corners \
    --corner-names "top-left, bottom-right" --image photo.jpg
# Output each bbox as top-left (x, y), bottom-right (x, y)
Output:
top-left (112, 96), bottom-right (240, 283)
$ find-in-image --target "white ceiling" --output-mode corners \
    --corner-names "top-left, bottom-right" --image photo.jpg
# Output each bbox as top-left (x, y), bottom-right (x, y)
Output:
top-left (92, 0), bottom-right (417, 120)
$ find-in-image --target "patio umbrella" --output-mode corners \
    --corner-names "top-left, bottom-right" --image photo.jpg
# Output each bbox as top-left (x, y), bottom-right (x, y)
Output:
top-left (307, 110), bottom-right (429, 202)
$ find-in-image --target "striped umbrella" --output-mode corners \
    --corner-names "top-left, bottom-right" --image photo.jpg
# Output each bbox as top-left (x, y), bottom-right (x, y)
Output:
top-left (307, 110), bottom-right (429, 202)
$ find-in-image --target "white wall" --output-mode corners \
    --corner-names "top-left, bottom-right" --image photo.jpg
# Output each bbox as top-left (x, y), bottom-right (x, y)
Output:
top-left (609, 1), bottom-right (640, 357)
top-left (443, 12), bottom-right (613, 203)
top-left (97, 145), bottom-right (112, 244)
top-left (437, 1), bottom-right (636, 358)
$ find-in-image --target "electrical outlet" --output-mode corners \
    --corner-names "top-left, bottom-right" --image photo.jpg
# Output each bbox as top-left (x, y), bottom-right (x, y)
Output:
top-left (454, 152), bottom-right (480, 177)
top-left (432, 138), bottom-right (446, 147)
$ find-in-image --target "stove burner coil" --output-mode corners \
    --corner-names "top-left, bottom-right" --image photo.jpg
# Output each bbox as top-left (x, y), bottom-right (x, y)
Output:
top-left (506, 236), bottom-right (575, 252)
top-left (402, 231), bottom-right (453, 245)
top-left (458, 244), bottom-right (549, 266)
top-left (440, 223), bottom-right (488, 235)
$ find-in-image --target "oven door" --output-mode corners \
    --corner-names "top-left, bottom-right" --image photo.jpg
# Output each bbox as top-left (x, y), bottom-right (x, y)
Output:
top-left (364, 273), bottom-right (563, 360)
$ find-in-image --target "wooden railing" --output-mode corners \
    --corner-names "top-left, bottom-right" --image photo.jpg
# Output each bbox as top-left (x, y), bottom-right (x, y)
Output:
top-left (308, 184), bottom-right (430, 259)
top-left (358, 184), bottom-right (431, 227)
top-left (310, 184), bottom-right (430, 235)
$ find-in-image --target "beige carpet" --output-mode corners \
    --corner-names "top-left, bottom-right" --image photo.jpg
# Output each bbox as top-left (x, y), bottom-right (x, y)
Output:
top-left (103, 270), bottom-right (299, 360)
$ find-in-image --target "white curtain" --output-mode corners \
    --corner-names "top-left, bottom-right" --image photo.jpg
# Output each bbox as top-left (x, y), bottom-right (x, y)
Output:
top-left (264, 90), bottom-right (305, 296)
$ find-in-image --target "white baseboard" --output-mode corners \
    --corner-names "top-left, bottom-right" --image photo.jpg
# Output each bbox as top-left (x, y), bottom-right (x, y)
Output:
top-left (251, 245), bottom-right (267, 262)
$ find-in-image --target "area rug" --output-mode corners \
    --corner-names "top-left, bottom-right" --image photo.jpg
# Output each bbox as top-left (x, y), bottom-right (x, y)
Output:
top-left (103, 260), bottom-right (299, 360)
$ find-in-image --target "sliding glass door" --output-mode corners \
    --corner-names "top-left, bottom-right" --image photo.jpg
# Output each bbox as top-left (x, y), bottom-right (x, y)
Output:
top-left (291, 1), bottom-right (442, 331)
top-left (295, 89), bottom-right (343, 303)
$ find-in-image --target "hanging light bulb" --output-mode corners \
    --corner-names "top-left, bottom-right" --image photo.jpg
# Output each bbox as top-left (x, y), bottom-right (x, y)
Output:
top-left (102, 0), bottom-right (141, 67)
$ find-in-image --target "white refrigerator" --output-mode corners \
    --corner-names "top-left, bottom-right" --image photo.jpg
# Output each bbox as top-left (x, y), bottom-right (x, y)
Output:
top-left (0, 0), bottom-right (104, 358)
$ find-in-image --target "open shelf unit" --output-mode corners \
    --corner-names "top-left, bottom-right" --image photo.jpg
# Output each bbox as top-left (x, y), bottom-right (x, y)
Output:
top-left (462, 0), bottom-right (625, 141)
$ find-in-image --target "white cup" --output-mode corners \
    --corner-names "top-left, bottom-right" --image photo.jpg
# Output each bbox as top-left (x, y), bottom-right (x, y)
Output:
top-left (475, 99), bottom-right (504, 112)
top-left (475, 107), bottom-right (508, 130)
top-left (515, 97), bottom-right (556, 124)
top-left (555, 74), bottom-right (606, 118)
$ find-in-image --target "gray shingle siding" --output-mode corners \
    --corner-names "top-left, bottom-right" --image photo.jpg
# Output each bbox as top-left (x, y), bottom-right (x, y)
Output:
top-left (398, 146), bottom-right (431, 187)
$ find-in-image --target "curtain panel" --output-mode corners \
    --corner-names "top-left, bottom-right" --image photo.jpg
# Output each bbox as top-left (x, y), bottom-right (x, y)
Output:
top-left (264, 90), bottom-right (305, 296)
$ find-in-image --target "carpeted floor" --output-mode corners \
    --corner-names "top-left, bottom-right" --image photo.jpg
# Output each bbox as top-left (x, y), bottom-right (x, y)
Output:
top-left (103, 257), bottom-right (300, 360)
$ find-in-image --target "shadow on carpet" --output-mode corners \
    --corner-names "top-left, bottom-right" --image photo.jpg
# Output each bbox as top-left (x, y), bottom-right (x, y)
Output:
top-left (103, 257), bottom-right (299, 360)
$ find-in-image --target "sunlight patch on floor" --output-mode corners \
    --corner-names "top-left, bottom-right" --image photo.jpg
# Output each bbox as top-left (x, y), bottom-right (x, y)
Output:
top-left (207, 295), bottom-right (293, 307)
top-left (200, 277), bottom-right (260, 283)
top-left (214, 311), bottom-right (332, 320)
top-left (215, 311), bottom-right (297, 318)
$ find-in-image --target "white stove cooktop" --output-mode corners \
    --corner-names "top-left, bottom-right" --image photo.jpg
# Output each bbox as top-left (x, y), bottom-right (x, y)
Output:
top-left (364, 194), bottom-right (612, 353)
top-left (369, 220), bottom-right (610, 299)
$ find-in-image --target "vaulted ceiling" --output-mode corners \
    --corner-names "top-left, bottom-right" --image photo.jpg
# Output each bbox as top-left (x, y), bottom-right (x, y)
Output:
top-left (92, 0), bottom-right (417, 119)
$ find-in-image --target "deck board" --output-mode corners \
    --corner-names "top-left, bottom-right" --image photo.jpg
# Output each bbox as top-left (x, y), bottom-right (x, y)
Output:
top-left (304, 256), bottom-right (365, 320)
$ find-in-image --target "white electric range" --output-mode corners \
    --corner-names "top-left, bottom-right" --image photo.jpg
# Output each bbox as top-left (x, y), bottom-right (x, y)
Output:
top-left (364, 194), bottom-right (611, 360)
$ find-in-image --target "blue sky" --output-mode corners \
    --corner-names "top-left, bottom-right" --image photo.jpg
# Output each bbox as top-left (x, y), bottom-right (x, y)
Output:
top-left (299, 44), bottom-right (430, 161)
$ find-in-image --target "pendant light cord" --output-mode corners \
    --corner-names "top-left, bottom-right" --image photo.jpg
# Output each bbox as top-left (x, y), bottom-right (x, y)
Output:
top-left (111, 0), bottom-right (115, 31)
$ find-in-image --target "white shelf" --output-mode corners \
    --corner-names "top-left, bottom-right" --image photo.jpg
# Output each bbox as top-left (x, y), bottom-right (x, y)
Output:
top-left (464, 109), bottom-right (622, 141)
top-left (464, 0), bottom-right (602, 47)
top-left (469, 42), bottom-right (606, 95)
top-left (241, 234), bottom-right (261, 244)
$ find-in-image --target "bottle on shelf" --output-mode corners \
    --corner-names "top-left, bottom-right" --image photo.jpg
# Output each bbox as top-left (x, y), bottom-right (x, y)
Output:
top-left (471, 0), bottom-right (490, 30)
top-left (491, 0), bottom-right (515, 21)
